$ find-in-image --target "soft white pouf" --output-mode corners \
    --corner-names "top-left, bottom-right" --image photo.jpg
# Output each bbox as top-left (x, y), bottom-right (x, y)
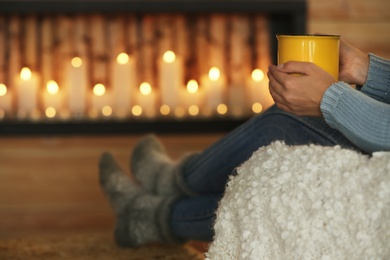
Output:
top-left (206, 141), bottom-right (390, 260)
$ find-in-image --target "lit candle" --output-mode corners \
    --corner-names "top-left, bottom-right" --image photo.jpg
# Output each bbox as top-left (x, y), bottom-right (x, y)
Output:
top-left (90, 83), bottom-right (111, 118)
top-left (43, 80), bottom-right (62, 118)
top-left (112, 53), bottom-right (136, 118)
top-left (69, 57), bottom-right (87, 117)
top-left (246, 68), bottom-right (274, 112)
top-left (0, 83), bottom-right (12, 118)
top-left (158, 50), bottom-right (183, 109)
top-left (137, 82), bottom-right (156, 118)
top-left (181, 79), bottom-right (204, 116)
top-left (15, 67), bottom-right (39, 118)
top-left (201, 66), bottom-right (226, 114)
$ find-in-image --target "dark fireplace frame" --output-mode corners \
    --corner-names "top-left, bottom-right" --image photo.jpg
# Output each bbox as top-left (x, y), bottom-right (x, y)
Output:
top-left (0, 0), bottom-right (307, 136)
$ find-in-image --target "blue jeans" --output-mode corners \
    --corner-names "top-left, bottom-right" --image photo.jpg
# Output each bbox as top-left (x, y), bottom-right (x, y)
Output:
top-left (169, 105), bottom-right (359, 241)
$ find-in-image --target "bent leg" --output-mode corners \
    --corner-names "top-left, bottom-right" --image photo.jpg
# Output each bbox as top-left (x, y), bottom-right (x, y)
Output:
top-left (181, 105), bottom-right (358, 195)
top-left (170, 194), bottom-right (222, 242)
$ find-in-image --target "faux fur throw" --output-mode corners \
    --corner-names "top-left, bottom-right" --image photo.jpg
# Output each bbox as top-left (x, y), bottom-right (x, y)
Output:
top-left (206, 141), bottom-right (390, 260)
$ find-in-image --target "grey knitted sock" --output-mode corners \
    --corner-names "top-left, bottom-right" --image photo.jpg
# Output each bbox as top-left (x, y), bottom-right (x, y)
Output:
top-left (99, 152), bottom-right (183, 247)
top-left (130, 134), bottom-right (196, 197)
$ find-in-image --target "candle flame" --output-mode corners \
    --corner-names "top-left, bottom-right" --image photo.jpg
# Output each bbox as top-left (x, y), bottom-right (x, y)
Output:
top-left (117, 53), bottom-right (129, 64)
top-left (209, 67), bottom-right (220, 81)
top-left (140, 82), bottom-right (152, 95)
top-left (93, 83), bottom-right (105, 96)
top-left (20, 67), bottom-right (32, 80)
top-left (71, 57), bottom-right (83, 68)
top-left (187, 80), bottom-right (198, 93)
top-left (252, 69), bottom-right (264, 82)
top-left (0, 84), bottom-right (7, 96)
top-left (163, 51), bottom-right (176, 63)
top-left (46, 80), bottom-right (59, 95)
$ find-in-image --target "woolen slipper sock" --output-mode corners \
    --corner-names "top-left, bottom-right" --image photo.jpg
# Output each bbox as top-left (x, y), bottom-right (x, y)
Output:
top-left (130, 134), bottom-right (198, 197)
top-left (99, 152), bottom-right (184, 247)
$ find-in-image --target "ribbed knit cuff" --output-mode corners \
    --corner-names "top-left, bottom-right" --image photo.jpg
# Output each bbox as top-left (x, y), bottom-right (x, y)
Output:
top-left (320, 82), bottom-right (348, 128)
top-left (360, 53), bottom-right (390, 103)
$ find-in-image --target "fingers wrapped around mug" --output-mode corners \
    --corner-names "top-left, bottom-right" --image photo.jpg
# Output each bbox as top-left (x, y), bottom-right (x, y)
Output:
top-left (267, 62), bottom-right (336, 117)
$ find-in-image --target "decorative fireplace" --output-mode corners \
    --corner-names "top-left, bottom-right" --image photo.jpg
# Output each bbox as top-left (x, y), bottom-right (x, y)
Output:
top-left (0, 0), bottom-right (306, 135)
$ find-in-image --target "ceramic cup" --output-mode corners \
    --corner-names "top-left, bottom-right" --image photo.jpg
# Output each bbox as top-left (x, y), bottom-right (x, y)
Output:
top-left (276, 34), bottom-right (340, 79)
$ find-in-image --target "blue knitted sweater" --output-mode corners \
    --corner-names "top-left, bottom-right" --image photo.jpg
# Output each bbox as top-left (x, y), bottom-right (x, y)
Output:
top-left (321, 54), bottom-right (390, 153)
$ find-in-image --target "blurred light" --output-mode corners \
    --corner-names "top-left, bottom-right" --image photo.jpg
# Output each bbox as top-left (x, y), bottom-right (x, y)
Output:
top-left (46, 80), bottom-right (59, 95)
top-left (132, 105), bottom-right (142, 116)
top-left (160, 105), bottom-right (170, 115)
top-left (71, 57), bottom-right (83, 68)
top-left (93, 83), bottom-right (105, 96)
top-left (252, 69), bottom-right (265, 82)
top-left (252, 102), bottom-right (263, 113)
top-left (163, 51), bottom-right (176, 63)
top-left (117, 53), bottom-right (129, 64)
top-left (140, 82), bottom-right (152, 95)
top-left (217, 103), bottom-right (228, 115)
top-left (187, 80), bottom-right (199, 93)
top-left (20, 67), bottom-right (32, 80)
top-left (0, 84), bottom-right (7, 96)
top-left (189, 105), bottom-right (199, 116)
top-left (209, 67), bottom-right (220, 81)
top-left (45, 107), bottom-right (56, 118)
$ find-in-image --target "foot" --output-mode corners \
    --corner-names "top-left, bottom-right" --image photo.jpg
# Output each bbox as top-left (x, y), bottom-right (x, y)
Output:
top-left (130, 134), bottom-right (183, 196)
top-left (99, 152), bottom-right (182, 247)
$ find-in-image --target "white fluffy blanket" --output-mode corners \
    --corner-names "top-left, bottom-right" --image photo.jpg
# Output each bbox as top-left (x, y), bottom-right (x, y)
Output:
top-left (206, 141), bottom-right (390, 260)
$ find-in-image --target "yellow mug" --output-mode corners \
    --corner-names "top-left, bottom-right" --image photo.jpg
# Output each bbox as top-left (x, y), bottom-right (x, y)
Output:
top-left (276, 34), bottom-right (340, 79)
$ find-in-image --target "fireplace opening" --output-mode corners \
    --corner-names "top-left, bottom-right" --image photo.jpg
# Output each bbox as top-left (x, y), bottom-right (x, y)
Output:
top-left (0, 0), bottom-right (307, 135)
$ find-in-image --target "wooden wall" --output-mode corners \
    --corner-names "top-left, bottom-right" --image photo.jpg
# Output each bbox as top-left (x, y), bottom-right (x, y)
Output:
top-left (308, 0), bottom-right (390, 59)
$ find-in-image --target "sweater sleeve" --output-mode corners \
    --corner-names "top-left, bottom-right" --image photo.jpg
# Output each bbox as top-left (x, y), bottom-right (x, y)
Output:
top-left (359, 53), bottom-right (390, 103)
top-left (320, 82), bottom-right (390, 153)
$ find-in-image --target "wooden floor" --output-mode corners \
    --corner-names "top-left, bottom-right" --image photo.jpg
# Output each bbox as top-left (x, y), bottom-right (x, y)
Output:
top-left (0, 134), bottom-right (223, 239)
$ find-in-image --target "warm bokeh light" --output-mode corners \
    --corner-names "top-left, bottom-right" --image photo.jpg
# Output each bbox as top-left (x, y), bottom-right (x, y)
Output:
top-left (163, 51), bottom-right (176, 63)
top-left (20, 67), bottom-right (32, 80)
top-left (102, 105), bottom-right (112, 117)
top-left (188, 105), bottom-right (199, 116)
top-left (93, 83), bottom-right (105, 96)
top-left (252, 102), bottom-right (263, 113)
top-left (217, 103), bottom-right (228, 115)
top-left (187, 79), bottom-right (198, 93)
top-left (160, 105), bottom-right (170, 115)
top-left (45, 107), bottom-right (56, 118)
top-left (46, 80), bottom-right (59, 95)
top-left (117, 53), bottom-right (129, 64)
top-left (209, 67), bottom-right (220, 81)
top-left (71, 57), bottom-right (82, 68)
top-left (252, 69), bottom-right (265, 82)
top-left (0, 84), bottom-right (7, 96)
top-left (132, 105), bottom-right (142, 116)
top-left (175, 107), bottom-right (185, 118)
top-left (140, 82), bottom-right (152, 95)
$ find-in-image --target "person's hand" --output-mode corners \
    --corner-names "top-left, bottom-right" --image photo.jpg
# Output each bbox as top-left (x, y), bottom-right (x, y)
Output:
top-left (268, 62), bottom-right (336, 116)
top-left (339, 39), bottom-right (369, 86)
